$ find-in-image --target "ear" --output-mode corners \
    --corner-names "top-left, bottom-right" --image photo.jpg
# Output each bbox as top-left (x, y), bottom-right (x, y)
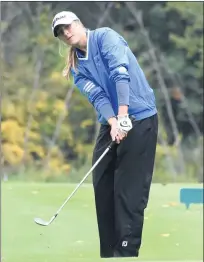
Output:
top-left (74, 20), bottom-right (81, 28)
top-left (75, 22), bottom-right (80, 28)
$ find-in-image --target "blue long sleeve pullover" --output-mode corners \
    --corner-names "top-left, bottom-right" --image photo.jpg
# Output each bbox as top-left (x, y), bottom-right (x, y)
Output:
top-left (71, 27), bottom-right (157, 124)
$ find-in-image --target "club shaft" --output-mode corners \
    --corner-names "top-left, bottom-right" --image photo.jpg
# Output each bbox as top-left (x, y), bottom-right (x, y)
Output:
top-left (55, 145), bottom-right (111, 216)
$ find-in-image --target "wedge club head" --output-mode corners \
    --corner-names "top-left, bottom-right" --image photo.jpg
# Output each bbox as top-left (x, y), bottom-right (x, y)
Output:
top-left (34, 214), bottom-right (57, 226)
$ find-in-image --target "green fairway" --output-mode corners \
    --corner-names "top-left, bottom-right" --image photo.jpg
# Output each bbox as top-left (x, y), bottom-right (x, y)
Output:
top-left (1, 182), bottom-right (203, 262)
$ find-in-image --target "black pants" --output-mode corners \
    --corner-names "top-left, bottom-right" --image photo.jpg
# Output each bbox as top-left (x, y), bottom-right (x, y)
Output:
top-left (92, 114), bottom-right (158, 258)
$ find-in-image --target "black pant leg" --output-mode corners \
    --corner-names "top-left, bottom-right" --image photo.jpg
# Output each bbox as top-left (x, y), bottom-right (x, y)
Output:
top-left (92, 124), bottom-right (117, 258)
top-left (114, 114), bottom-right (158, 257)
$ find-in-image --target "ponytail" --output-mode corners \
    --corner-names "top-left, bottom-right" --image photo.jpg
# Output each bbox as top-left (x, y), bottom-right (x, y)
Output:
top-left (63, 46), bottom-right (78, 79)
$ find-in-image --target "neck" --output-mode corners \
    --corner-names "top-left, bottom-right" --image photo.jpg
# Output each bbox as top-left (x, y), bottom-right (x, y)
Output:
top-left (77, 45), bottom-right (86, 52)
top-left (75, 29), bottom-right (88, 52)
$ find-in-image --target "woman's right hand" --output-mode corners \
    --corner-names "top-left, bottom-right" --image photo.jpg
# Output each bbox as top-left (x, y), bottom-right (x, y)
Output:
top-left (108, 117), bottom-right (126, 144)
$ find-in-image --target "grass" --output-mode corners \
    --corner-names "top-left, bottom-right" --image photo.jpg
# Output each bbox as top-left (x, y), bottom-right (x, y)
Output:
top-left (1, 182), bottom-right (203, 262)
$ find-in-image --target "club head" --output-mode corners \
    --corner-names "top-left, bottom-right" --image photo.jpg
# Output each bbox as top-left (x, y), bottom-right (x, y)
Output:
top-left (34, 217), bottom-right (50, 226)
top-left (34, 214), bottom-right (58, 226)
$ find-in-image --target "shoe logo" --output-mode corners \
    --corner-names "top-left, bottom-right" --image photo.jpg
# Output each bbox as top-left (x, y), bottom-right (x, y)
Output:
top-left (122, 241), bottom-right (128, 247)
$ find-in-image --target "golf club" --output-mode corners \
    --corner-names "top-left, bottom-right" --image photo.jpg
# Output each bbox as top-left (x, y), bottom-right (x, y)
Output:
top-left (34, 141), bottom-right (116, 226)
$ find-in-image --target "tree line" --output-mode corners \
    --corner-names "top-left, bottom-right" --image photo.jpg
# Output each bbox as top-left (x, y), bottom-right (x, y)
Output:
top-left (1, 2), bottom-right (203, 182)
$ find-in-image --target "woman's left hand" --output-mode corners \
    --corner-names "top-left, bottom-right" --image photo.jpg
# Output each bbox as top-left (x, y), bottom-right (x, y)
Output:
top-left (117, 114), bottom-right (133, 135)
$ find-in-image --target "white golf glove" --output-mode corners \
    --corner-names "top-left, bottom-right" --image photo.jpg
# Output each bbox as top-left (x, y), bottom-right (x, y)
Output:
top-left (117, 114), bottom-right (133, 134)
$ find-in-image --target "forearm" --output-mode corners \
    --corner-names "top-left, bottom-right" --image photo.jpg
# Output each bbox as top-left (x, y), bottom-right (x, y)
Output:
top-left (116, 81), bottom-right (129, 115)
top-left (98, 103), bottom-right (115, 121)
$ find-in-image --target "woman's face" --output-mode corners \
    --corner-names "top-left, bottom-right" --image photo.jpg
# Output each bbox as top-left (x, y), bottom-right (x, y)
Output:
top-left (56, 22), bottom-right (82, 46)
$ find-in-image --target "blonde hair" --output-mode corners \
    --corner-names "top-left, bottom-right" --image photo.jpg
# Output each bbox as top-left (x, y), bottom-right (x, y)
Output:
top-left (62, 20), bottom-right (86, 79)
top-left (63, 46), bottom-right (78, 79)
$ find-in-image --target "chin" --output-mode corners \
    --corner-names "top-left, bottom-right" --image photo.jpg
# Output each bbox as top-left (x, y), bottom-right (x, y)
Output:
top-left (68, 38), bottom-right (78, 46)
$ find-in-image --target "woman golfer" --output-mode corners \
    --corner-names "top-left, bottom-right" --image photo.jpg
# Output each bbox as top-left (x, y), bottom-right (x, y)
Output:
top-left (52, 11), bottom-right (158, 258)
